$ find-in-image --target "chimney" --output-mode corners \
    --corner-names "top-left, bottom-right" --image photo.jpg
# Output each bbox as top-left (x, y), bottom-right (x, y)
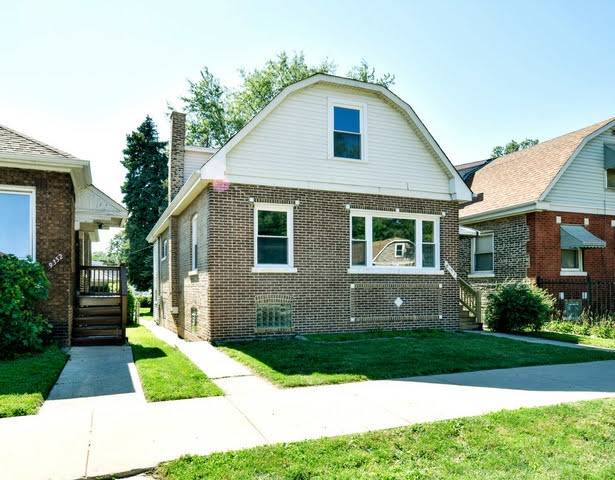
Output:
top-left (168, 111), bottom-right (186, 203)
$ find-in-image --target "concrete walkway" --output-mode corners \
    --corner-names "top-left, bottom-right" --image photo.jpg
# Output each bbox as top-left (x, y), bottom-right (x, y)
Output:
top-left (2, 329), bottom-right (615, 480)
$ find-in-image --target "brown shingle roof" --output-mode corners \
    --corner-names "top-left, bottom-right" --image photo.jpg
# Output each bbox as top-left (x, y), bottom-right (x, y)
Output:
top-left (461, 117), bottom-right (615, 218)
top-left (0, 124), bottom-right (76, 158)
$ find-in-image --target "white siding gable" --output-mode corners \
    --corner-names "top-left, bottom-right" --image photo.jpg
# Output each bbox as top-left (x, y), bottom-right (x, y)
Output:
top-left (225, 84), bottom-right (453, 200)
top-left (184, 148), bottom-right (215, 183)
top-left (545, 129), bottom-right (615, 210)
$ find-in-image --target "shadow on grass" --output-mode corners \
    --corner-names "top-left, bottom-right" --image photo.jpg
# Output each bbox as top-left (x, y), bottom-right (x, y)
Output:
top-left (130, 345), bottom-right (167, 360)
top-left (221, 330), bottom-right (615, 390)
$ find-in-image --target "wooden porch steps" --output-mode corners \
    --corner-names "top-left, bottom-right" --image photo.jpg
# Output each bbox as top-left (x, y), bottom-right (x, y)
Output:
top-left (72, 294), bottom-right (125, 346)
top-left (460, 306), bottom-right (483, 331)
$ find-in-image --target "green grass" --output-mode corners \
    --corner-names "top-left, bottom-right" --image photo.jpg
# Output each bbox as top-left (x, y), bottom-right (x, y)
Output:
top-left (127, 326), bottom-right (223, 401)
top-left (522, 330), bottom-right (615, 349)
top-left (0, 345), bottom-right (68, 417)
top-left (139, 306), bottom-right (153, 318)
top-left (218, 330), bottom-right (615, 387)
top-left (158, 398), bottom-right (615, 479)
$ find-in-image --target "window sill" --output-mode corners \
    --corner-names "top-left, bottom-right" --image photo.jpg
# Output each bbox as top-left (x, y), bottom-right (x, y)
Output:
top-left (252, 267), bottom-right (298, 273)
top-left (329, 156), bottom-right (367, 163)
top-left (347, 267), bottom-right (444, 275)
top-left (560, 270), bottom-right (587, 277)
top-left (468, 272), bottom-right (495, 278)
top-left (188, 269), bottom-right (199, 277)
top-left (161, 257), bottom-right (167, 262)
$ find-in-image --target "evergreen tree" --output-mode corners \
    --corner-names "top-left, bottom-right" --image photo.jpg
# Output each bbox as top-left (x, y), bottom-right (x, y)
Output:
top-left (121, 116), bottom-right (168, 291)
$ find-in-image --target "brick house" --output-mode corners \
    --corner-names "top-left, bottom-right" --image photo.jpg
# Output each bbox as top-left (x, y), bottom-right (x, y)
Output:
top-left (0, 124), bottom-right (128, 346)
top-left (458, 118), bottom-right (615, 307)
top-left (147, 74), bottom-right (473, 342)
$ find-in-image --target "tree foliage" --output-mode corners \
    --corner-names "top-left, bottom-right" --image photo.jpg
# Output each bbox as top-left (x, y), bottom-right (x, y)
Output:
top-left (121, 116), bottom-right (168, 291)
top-left (180, 51), bottom-right (395, 148)
top-left (91, 231), bottom-right (129, 266)
top-left (491, 138), bottom-right (539, 158)
top-left (0, 255), bottom-right (51, 358)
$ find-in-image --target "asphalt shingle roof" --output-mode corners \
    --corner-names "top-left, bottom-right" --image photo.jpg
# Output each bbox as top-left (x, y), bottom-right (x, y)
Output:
top-left (461, 117), bottom-right (615, 218)
top-left (0, 124), bottom-right (76, 158)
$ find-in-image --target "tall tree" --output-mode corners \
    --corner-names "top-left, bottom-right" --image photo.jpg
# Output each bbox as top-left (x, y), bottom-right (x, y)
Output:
top-left (491, 138), bottom-right (539, 158)
top-left (180, 52), bottom-right (395, 148)
top-left (121, 116), bottom-right (168, 291)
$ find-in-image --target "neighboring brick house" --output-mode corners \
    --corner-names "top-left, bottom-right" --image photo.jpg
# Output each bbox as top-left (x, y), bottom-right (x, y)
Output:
top-left (0, 124), bottom-right (127, 346)
top-left (147, 74), bottom-right (473, 342)
top-left (458, 117), bottom-right (615, 304)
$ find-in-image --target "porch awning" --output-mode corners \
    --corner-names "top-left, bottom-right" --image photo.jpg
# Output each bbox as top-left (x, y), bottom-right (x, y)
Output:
top-left (459, 226), bottom-right (480, 237)
top-left (560, 225), bottom-right (606, 249)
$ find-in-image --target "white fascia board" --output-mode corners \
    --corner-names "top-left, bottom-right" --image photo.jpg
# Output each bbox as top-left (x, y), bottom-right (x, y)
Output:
top-left (146, 171), bottom-right (206, 243)
top-left (185, 145), bottom-right (218, 154)
top-left (0, 152), bottom-right (92, 189)
top-left (226, 174), bottom-right (453, 201)
top-left (539, 119), bottom-right (615, 201)
top-left (460, 201), bottom-right (542, 224)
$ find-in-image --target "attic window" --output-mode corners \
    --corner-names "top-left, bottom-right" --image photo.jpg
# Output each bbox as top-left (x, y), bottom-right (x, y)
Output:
top-left (329, 99), bottom-right (367, 161)
top-left (604, 144), bottom-right (615, 188)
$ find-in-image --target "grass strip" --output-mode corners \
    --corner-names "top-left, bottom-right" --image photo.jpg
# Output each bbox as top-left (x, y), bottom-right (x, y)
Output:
top-left (522, 330), bottom-right (615, 349)
top-left (0, 345), bottom-right (68, 417)
top-left (158, 398), bottom-right (615, 479)
top-left (219, 330), bottom-right (615, 387)
top-left (127, 325), bottom-right (223, 401)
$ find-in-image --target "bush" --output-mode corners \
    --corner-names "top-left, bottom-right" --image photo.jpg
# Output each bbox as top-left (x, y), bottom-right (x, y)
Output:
top-left (544, 314), bottom-right (615, 339)
top-left (486, 282), bottom-right (555, 333)
top-left (0, 255), bottom-right (52, 359)
top-left (127, 286), bottom-right (136, 325)
top-left (137, 294), bottom-right (151, 309)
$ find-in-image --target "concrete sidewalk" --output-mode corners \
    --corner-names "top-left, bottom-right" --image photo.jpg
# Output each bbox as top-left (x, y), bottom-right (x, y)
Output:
top-left (2, 329), bottom-right (615, 480)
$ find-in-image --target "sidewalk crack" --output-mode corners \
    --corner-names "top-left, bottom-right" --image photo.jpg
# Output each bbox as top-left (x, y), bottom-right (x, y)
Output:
top-left (225, 397), bottom-right (270, 444)
top-left (84, 408), bottom-right (95, 479)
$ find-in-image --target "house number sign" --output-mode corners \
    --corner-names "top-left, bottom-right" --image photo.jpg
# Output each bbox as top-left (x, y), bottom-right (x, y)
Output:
top-left (47, 253), bottom-right (64, 271)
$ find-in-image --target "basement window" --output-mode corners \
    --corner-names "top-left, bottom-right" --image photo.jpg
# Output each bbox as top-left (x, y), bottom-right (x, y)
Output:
top-left (190, 307), bottom-right (198, 333)
top-left (256, 303), bottom-right (293, 329)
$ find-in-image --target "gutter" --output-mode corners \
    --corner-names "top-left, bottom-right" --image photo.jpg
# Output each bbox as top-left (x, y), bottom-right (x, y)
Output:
top-left (460, 201), bottom-right (543, 224)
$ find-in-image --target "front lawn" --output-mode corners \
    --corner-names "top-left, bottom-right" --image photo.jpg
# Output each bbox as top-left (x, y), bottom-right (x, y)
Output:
top-left (523, 330), bottom-right (615, 350)
top-left (0, 345), bottom-right (68, 417)
top-left (159, 397), bottom-right (615, 479)
top-left (127, 326), bottom-right (223, 401)
top-left (218, 330), bottom-right (615, 387)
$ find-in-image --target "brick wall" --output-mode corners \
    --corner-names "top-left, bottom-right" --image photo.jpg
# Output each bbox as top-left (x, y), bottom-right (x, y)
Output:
top-left (0, 167), bottom-right (75, 346)
top-left (163, 183), bottom-right (461, 342)
top-left (168, 112), bottom-right (185, 203)
top-left (460, 215), bottom-right (530, 293)
top-left (527, 211), bottom-right (615, 280)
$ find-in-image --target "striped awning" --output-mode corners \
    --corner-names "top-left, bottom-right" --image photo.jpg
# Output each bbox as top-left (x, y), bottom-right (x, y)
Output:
top-left (560, 225), bottom-right (606, 249)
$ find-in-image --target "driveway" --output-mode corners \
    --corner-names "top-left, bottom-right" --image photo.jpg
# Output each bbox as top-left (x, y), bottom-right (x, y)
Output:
top-left (1, 332), bottom-right (615, 480)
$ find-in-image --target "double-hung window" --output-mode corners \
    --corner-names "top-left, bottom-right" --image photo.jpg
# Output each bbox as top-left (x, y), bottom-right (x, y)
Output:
top-left (561, 248), bottom-right (582, 272)
top-left (329, 99), bottom-right (367, 161)
top-left (349, 210), bottom-right (440, 273)
top-left (191, 214), bottom-right (198, 271)
top-left (0, 185), bottom-right (36, 259)
top-left (471, 232), bottom-right (494, 275)
top-left (254, 204), bottom-right (295, 271)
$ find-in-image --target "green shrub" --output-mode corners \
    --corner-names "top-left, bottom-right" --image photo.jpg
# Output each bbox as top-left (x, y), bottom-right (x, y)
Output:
top-left (0, 255), bottom-right (52, 359)
top-left (544, 314), bottom-right (615, 339)
top-left (136, 294), bottom-right (151, 309)
top-left (486, 282), bottom-right (555, 333)
top-left (127, 286), bottom-right (136, 325)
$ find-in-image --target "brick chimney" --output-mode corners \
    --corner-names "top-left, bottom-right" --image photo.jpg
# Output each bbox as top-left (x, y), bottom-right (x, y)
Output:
top-left (168, 111), bottom-right (186, 203)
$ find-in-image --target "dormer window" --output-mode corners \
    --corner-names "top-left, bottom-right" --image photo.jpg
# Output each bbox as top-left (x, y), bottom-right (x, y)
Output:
top-left (329, 99), bottom-right (367, 161)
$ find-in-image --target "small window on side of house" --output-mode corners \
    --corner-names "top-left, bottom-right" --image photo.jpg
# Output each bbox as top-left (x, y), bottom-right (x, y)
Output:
top-left (191, 214), bottom-right (198, 271)
top-left (472, 233), bottom-right (494, 273)
top-left (607, 169), bottom-right (615, 188)
top-left (161, 239), bottom-right (168, 261)
top-left (395, 243), bottom-right (404, 257)
top-left (561, 248), bottom-right (581, 271)
top-left (190, 307), bottom-right (198, 333)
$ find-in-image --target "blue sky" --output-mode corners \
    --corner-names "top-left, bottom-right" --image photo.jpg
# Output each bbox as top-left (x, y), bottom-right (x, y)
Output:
top-left (1, 0), bottom-right (613, 249)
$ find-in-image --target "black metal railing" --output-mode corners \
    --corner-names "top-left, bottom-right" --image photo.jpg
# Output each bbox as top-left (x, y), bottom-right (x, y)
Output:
top-left (537, 276), bottom-right (615, 316)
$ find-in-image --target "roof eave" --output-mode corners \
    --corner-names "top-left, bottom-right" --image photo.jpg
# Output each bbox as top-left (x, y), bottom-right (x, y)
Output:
top-left (460, 201), bottom-right (544, 224)
top-left (0, 152), bottom-right (92, 189)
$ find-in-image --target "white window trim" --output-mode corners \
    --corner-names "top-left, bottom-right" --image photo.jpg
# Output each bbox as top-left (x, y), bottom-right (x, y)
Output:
top-left (253, 202), bottom-right (295, 270)
top-left (560, 247), bottom-right (584, 275)
top-left (395, 243), bottom-right (404, 257)
top-left (0, 184), bottom-right (36, 260)
top-left (328, 97), bottom-right (368, 162)
top-left (191, 214), bottom-right (198, 271)
top-left (161, 239), bottom-right (168, 262)
top-left (471, 231), bottom-right (494, 275)
top-left (349, 209), bottom-right (441, 274)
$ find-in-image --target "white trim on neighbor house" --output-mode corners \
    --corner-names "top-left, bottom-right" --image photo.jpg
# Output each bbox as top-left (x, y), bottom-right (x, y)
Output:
top-left (0, 184), bottom-right (36, 260)
top-left (348, 208), bottom-right (441, 274)
top-left (253, 202), bottom-right (295, 271)
top-left (328, 97), bottom-right (368, 162)
top-left (539, 119), bottom-right (615, 201)
top-left (470, 231), bottom-right (494, 276)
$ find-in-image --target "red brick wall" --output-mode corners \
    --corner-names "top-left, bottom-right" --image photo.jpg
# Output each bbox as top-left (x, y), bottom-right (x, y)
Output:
top-left (0, 167), bottom-right (75, 346)
top-left (200, 184), bottom-right (460, 341)
top-left (527, 211), bottom-right (615, 280)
